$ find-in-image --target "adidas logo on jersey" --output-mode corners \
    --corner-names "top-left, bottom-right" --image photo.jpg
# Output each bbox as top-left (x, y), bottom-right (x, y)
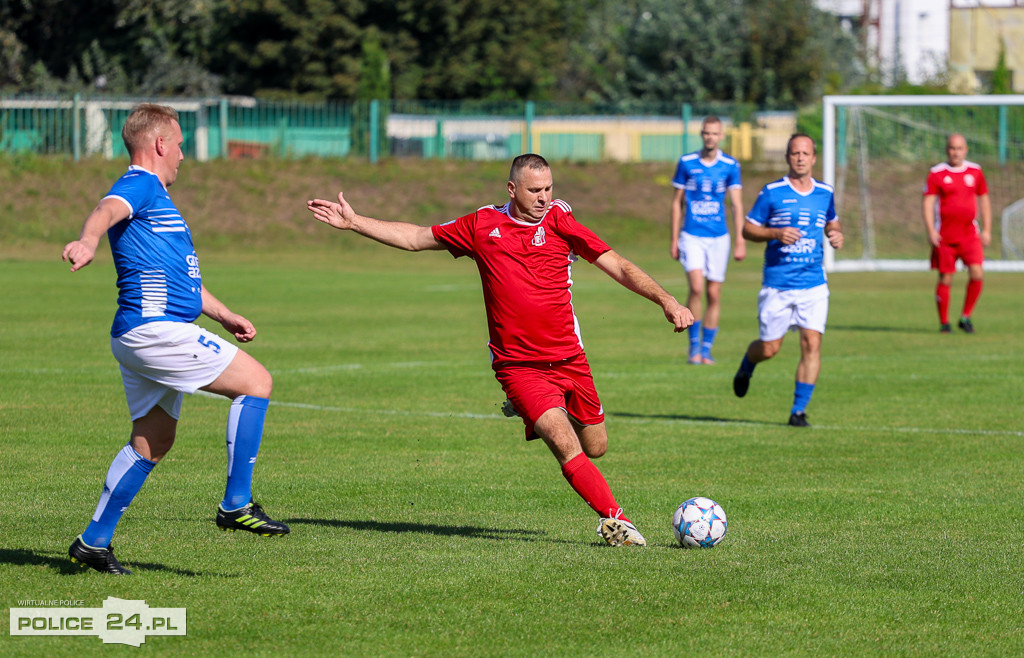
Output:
top-left (489, 228), bottom-right (501, 238)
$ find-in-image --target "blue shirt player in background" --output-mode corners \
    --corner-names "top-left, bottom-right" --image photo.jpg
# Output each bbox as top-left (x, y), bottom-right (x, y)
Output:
top-left (731, 134), bottom-right (844, 427)
top-left (670, 116), bottom-right (745, 365)
top-left (62, 103), bottom-right (289, 574)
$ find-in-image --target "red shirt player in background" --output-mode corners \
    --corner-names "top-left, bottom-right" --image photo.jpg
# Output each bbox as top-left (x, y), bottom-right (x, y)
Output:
top-left (922, 133), bottom-right (992, 333)
top-left (307, 154), bottom-right (693, 547)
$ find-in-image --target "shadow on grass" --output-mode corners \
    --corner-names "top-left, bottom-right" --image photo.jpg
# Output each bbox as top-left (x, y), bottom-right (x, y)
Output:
top-left (0, 548), bottom-right (209, 577)
top-left (288, 518), bottom-right (546, 542)
top-left (828, 324), bottom-right (930, 333)
top-left (608, 410), bottom-right (778, 426)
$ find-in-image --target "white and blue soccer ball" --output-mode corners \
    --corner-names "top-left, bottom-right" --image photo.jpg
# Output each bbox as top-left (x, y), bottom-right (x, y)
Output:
top-left (672, 497), bottom-right (727, 548)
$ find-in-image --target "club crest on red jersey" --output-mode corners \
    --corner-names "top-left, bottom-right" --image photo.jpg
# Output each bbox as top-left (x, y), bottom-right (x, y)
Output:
top-left (532, 226), bottom-right (546, 246)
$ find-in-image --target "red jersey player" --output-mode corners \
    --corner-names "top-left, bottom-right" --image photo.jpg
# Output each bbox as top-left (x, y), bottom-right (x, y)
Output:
top-left (307, 154), bottom-right (693, 546)
top-left (922, 133), bottom-right (992, 333)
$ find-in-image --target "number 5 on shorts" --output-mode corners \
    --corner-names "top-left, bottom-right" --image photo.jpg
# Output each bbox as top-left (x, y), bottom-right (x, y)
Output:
top-left (197, 334), bottom-right (221, 354)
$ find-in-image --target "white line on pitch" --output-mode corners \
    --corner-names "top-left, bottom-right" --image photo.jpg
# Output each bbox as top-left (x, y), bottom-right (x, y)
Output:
top-left (193, 392), bottom-right (1023, 438)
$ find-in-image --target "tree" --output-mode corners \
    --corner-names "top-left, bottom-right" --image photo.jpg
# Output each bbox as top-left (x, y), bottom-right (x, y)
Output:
top-left (742, 0), bottom-right (860, 105)
top-left (358, 30), bottom-right (391, 101)
top-left (365, 0), bottom-right (572, 101)
top-left (208, 0), bottom-right (364, 99)
top-left (0, 0), bottom-right (221, 94)
top-left (0, 0), bottom-right (865, 103)
top-left (991, 39), bottom-right (1012, 95)
top-left (567, 0), bottom-right (747, 105)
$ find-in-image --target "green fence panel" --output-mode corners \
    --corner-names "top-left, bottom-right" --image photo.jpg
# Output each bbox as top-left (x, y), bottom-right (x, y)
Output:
top-left (0, 95), bottom-right (792, 164)
top-left (640, 134), bottom-right (685, 162)
top-left (538, 133), bottom-right (603, 160)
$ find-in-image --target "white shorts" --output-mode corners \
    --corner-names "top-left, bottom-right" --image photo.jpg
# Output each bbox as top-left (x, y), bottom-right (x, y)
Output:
top-left (111, 321), bottom-right (239, 421)
top-left (678, 232), bottom-right (730, 283)
top-left (757, 284), bottom-right (830, 341)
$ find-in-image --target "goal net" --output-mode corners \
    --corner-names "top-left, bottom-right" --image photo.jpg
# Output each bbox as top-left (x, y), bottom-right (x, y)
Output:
top-left (822, 95), bottom-right (1024, 272)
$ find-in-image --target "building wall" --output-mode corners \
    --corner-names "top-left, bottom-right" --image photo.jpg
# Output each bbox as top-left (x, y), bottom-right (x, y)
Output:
top-left (949, 7), bottom-right (1024, 93)
top-left (818, 1), bottom-right (1024, 90)
top-left (816, 0), bottom-right (949, 85)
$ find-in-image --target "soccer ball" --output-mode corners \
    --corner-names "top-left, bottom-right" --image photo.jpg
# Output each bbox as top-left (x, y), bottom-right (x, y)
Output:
top-left (672, 497), bottom-right (727, 548)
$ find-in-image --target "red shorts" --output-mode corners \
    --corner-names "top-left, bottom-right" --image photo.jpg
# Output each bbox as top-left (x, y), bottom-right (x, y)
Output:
top-left (931, 237), bottom-right (984, 273)
top-left (493, 354), bottom-right (604, 440)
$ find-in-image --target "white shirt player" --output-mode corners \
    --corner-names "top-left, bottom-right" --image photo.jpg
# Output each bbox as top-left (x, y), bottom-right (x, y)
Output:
top-left (104, 165), bottom-right (203, 337)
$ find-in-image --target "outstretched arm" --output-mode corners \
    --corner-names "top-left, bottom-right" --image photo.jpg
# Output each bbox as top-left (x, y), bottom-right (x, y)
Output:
top-left (307, 192), bottom-right (443, 252)
top-left (61, 198), bottom-right (131, 271)
top-left (201, 285), bottom-right (257, 343)
top-left (593, 250), bottom-right (694, 332)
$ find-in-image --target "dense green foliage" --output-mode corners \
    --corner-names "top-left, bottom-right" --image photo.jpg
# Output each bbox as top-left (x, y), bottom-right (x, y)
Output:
top-left (1, 0), bottom-right (861, 104)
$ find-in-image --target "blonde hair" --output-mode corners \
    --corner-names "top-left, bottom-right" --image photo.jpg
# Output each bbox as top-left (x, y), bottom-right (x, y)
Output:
top-left (121, 103), bottom-right (179, 156)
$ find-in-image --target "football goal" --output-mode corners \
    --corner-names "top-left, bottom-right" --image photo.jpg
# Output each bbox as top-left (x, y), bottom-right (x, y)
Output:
top-left (822, 94), bottom-right (1024, 272)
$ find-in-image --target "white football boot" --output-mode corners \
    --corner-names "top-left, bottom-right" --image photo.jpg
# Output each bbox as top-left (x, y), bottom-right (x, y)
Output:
top-left (597, 510), bottom-right (646, 547)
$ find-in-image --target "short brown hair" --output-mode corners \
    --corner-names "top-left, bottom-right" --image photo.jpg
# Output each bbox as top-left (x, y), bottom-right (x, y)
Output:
top-left (122, 103), bottom-right (179, 156)
top-left (786, 132), bottom-right (816, 155)
top-left (509, 153), bottom-right (550, 183)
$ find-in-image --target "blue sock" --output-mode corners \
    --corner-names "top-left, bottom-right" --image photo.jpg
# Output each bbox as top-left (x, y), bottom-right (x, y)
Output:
top-left (688, 320), bottom-right (702, 359)
top-left (81, 444), bottom-right (156, 548)
top-left (701, 326), bottom-right (718, 360)
top-left (791, 382), bottom-right (815, 414)
top-left (222, 395), bottom-right (269, 511)
top-left (739, 354), bottom-right (756, 375)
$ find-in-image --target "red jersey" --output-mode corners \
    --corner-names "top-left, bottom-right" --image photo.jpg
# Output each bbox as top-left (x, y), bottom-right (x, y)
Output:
top-left (923, 161), bottom-right (988, 242)
top-left (431, 200), bottom-right (611, 366)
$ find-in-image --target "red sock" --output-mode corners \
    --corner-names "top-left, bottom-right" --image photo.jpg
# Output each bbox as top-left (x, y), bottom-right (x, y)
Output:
top-left (936, 283), bottom-right (951, 324)
top-left (962, 279), bottom-right (983, 318)
top-left (561, 453), bottom-right (629, 522)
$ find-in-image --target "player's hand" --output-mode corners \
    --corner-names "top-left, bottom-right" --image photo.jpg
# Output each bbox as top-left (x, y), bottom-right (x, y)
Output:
top-left (307, 192), bottom-right (357, 230)
top-left (664, 300), bottom-right (695, 332)
top-left (927, 231), bottom-right (942, 248)
top-left (61, 240), bottom-right (96, 272)
top-left (670, 244), bottom-right (679, 260)
top-left (827, 229), bottom-right (844, 250)
top-left (980, 230), bottom-right (992, 247)
top-left (220, 312), bottom-right (257, 342)
top-left (733, 240), bottom-right (746, 261)
top-left (776, 227), bottom-right (802, 245)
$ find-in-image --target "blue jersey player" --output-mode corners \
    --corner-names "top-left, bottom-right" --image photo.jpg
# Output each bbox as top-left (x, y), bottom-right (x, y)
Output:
top-left (731, 134), bottom-right (844, 427)
top-left (670, 116), bottom-right (745, 365)
top-left (62, 104), bottom-right (289, 575)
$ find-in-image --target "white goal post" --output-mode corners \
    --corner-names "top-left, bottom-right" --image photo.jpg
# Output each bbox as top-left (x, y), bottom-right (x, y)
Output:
top-left (822, 94), bottom-right (1024, 272)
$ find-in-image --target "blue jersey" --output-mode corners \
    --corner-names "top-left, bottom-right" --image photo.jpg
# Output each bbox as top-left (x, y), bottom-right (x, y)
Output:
top-left (746, 177), bottom-right (837, 291)
top-left (104, 166), bottom-right (203, 337)
top-left (671, 151), bottom-right (742, 238)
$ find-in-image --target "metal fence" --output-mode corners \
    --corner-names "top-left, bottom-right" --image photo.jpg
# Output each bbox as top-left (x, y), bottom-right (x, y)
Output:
top-left (0, 95), bottom-right (796, 164)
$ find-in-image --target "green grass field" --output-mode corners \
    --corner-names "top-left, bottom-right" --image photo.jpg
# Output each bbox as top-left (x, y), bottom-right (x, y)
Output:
top-left (3, 240), bottom-right (1023, 656)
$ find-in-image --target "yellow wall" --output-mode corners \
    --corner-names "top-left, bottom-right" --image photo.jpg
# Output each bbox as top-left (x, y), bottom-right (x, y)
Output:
top-left (949, 7), bottom-right (1024, 93)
